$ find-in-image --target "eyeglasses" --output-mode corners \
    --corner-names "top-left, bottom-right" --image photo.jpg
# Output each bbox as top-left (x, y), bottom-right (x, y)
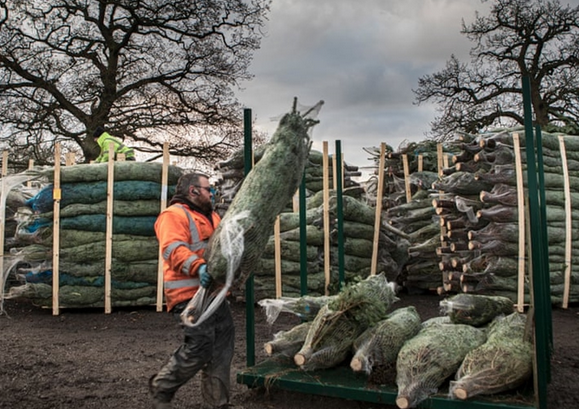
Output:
top-left (195, 185), bottom-right (212, 193)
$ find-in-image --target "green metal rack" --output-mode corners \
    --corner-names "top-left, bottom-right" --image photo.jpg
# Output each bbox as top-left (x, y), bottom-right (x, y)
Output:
top-left (237, 91), bottom-right (552, 408)
top-left (238, 359), bottom-right (534, 409)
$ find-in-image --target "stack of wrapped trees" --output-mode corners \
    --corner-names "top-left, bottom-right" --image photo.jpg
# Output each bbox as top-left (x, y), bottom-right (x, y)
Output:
top-left (386, 183), bottom-right (439, 292)
top-left (432, 129), bottom-right (579, 305)
top-left (431, 167), bottom-right (495, 294)
top-left (254, 190), bottom-right (403, 297)
top-left (364, 140), bottom-right (462, 293)
top-left (214, 148), bottom-right (404, 298)
top-left (5, 162), bottom-right (182, 308)
top-left (302, 150), bottom-right (363, 193)
top-left (362, 140), bottom-right (461, 208)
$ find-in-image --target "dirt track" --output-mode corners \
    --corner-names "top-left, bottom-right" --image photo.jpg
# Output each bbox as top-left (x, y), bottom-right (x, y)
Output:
top-left (0, 293), bottom-right (577, 409)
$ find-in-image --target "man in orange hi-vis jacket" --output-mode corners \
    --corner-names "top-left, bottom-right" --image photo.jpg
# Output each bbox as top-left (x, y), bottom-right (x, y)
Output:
top-left (149, 173), bottom-right (234, 409)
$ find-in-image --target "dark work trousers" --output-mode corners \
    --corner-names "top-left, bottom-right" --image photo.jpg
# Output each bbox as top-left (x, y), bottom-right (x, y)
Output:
top-left (150, 300), bottom-right (235, 408)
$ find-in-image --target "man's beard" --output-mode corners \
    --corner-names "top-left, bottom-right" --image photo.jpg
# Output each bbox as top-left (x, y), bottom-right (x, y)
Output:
top-left (199, 200), bottom-right (213, 214)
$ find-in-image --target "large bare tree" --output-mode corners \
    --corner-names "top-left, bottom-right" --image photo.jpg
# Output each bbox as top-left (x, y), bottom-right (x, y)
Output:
top-left (414, 0), bottom-right (579, 140)
top-left (0, 0), bottom-right (270, 168)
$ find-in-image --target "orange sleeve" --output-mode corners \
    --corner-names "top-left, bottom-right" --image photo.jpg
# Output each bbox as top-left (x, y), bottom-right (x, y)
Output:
top-left (155, 208), bottom-right (205, 277)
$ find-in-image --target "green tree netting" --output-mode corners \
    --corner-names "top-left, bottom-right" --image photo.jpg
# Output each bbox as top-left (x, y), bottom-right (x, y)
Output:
top-left (28, 162), bottom-right (184, 184)
top-left (7, 283), bottom-right (156, 308)
top-left (3, 162), bottom-right (178, 310)
top-left (26, 180), bottom-right (175, 213)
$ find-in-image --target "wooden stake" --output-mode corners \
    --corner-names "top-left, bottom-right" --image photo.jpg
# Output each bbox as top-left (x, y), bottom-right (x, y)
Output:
top-left (340, 153), bottom-right (345, 189)
top-left (274, 215), bottom-right (282, 298)
top-left (402, 154), bottom-right (411, 203)
top-left (65, 152), bottom-right (75, 166)
top-left (558, 135), bottom-right (572, 308)
top-left (513, 134), bottom-right (526, 312)
top-left (156, 143), bottom-right (170, 311)
top-left (322, 142), bottom-right (331, 293)
top-left (437, 143), bottom-right (444, 178)
top-left (0, 151), bottom-right (6, 177)
top-left (370, 143), bottom-right (386, 276)
top-left (27, 159), bottom-right (35, 187)
top-left (104, 142), bottom-right (115, 313)
top-left (52, 144), bottom-right (61, 315)
top-left (332, 155), bottom-right (337, 191)
top-left (436, 143), bottom-right (448, 289)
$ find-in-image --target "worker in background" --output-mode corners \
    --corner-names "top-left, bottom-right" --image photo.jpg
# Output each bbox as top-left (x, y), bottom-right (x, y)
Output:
top-left (93, 126), bottom-right (136, 162)
top-left (149, 173), bottom-right (234, 409)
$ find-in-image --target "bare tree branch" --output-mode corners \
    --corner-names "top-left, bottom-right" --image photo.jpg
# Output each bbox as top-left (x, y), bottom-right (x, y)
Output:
top-left (0, 0), bottom-right (271, 168)
top-left (413, 0), bottom-right (579, 141)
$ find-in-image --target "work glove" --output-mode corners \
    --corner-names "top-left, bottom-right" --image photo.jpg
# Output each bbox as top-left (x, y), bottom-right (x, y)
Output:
top-left (198, 264), bottom-right (212, 288)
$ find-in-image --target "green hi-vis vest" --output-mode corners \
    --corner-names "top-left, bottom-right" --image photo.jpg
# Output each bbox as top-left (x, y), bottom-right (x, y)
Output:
top-left (95, 132), bottom-right (135, 162)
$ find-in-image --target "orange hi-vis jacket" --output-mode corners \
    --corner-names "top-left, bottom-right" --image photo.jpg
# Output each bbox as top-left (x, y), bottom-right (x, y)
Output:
top-left (154, 203), bottom-right (221, 312)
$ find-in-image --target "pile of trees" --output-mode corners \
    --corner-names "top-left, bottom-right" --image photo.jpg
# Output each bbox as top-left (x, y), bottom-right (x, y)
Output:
top-left (364, 129), bottom-right (579, 306)
top-left (214, 148), bottom-right (405, 297)
top-left (4, 162), bottom-right (181, 308)
top-left (262, 292), bottom-right (533, 408)
top-left (433, 130), bottom-right (579, 304)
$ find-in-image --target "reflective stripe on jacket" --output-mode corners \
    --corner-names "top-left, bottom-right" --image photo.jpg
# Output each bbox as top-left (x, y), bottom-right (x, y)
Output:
top-left (154, 203), bottom-right (221, 311)
top-left (95, 132), bottom-right (135, 162)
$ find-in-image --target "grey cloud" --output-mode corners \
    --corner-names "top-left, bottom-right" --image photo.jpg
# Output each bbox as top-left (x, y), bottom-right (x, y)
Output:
top-left (235, 0), bottom-right (511, 174)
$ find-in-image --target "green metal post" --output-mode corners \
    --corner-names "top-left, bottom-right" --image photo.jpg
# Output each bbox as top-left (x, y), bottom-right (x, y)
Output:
top-left (521, 75), bottom-right (551, 408)
top-left (534, 125), bottom-right (554, 361)
top-left (299, 174), bottom-right (308, 296)
top-left (335, 140), bottom-right (345, 289)
top-left (243, 108), bottom-right (255, 367)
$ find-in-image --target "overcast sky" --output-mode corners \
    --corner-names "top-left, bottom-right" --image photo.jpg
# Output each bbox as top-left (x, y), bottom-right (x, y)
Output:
top-left (236, 0), bottom-right (579, 178)
top-left (235, 0), bottom-right (497, 177)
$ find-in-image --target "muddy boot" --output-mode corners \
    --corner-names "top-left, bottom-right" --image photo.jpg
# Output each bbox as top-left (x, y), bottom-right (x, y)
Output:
top-left (149, 375), bottom-right (173, 409)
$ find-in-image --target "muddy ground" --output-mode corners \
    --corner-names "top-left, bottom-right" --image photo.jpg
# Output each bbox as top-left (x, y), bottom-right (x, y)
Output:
top-left (0, 292), bottom-right (577, 409)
